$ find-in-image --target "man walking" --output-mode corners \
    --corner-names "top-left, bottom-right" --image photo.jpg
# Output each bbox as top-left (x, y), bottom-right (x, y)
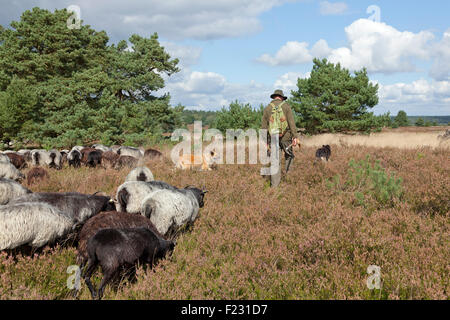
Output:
top-left (261, 89), bottom-right (300, 187)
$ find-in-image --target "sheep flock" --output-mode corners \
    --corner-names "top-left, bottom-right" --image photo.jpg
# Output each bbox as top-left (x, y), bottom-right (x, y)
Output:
top-left (0, 144), bottom-right (206, 299)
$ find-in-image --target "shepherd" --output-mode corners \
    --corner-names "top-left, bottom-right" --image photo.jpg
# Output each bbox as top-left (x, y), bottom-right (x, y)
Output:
top-left (261, 89), bottom-right (300, 187)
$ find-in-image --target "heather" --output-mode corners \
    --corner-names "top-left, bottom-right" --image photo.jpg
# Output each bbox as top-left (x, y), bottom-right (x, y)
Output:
top-left (0, 142), bottom-right (448, 300)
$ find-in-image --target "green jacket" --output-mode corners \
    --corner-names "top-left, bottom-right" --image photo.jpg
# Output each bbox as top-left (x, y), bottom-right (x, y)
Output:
top-left (261, 99), bottom-right (300, 143)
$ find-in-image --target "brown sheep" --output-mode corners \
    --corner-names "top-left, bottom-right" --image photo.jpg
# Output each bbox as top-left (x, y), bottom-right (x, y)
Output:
top-left (6, 153), bottom-right (27, 170)
top-left (114, 155), bottom-right (138, 170)
top-left (101, 151), bottom-right (119, 169)
top-left (80, 148), bottom-right (96, 164)
top-left (76, 211), bottom-right (165, 268)
top-left (27, 167), bottom-right (49, 185)
top-left (144, 148), bottom-right (163, 161)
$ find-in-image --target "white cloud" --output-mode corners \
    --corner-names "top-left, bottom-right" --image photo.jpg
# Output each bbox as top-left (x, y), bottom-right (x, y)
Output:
top-left (328, 19), bottom-right (435, 74)
top-left (377, 79), bottom-right (450, 115)
top-left (273, 72), bottom-right (310, 94)
top-left (319, 1), bottom-right (348, 16)
top-left (0, 0), bottom-right (304, 41)
top-left (171, 71), bottom-right (226, 94)
top-left (429, 29), bottom-right (450, 81)
top-left (256, 41), bottom-right (312, 66)
top-left (74, 0), bottom-right (297, 40)
top-left (310, 39), bottom-right (332, 58)
top-left (160, 42), bottom-right (202, 67)
top-left (258, 19), bottom-right (440, 76)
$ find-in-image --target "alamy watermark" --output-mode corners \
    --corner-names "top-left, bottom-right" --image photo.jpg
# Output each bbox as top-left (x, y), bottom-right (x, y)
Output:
top-left (366, 265), bottom-right (382, 290)
top-left (367, 5), bottom-right (381, 23)
top-left (66, 265), bottom-right (81, 290)
top-left (170, 121), bottom-right (284, 175)
top-left (66, 5), bottom-right (81, 30)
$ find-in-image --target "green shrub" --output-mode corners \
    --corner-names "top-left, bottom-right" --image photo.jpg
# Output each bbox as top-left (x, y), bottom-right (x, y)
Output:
top-left (327, 155), bottom-right (403, 210)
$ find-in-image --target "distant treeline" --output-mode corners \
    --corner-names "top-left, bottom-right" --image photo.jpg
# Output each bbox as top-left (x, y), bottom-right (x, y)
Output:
top-left (402, 116), bottom-right (450, 125)
top-left (182, 109), bottom-right (450, 128)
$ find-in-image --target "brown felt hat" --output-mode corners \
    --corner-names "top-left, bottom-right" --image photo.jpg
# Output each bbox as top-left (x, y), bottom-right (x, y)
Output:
top-left (270, 89), bottom-right (287, 100)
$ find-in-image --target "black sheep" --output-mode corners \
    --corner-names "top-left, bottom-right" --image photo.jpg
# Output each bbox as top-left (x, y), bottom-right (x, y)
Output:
top-left (83, 227), bottom-right (174, 300)
top-left (68, 149), bottom-right (82, 168)
top-left (86, 150), bottom-right (103, 168)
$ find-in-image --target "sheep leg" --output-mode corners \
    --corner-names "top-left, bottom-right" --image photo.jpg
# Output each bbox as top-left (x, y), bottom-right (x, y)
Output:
top-left (82, 260), bottom-right (98, 299)
top-left (97, 267), bottom-right (117, 300)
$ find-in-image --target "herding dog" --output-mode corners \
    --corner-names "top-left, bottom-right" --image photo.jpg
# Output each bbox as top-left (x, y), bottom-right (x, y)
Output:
top-left (315, 145), bottom-right (331, 162)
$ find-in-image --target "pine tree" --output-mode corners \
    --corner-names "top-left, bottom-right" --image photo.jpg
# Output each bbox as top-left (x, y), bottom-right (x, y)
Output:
top-left (290, 58), bottom-right (381, 134)
top-left (0, 7), bottom-right (181, 148)
top-left (393, 110), bottom-right (410, 127)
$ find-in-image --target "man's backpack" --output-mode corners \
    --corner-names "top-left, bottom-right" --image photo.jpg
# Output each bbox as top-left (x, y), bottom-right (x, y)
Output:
top-left (268, 101), bottom-right (288, 136)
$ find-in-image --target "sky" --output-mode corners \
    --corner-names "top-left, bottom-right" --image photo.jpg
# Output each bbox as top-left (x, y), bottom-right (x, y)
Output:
top-left (1, 0), bottom-right (449, 115)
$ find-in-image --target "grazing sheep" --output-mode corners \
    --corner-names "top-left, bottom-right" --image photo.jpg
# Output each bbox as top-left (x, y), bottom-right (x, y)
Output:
top-left (144, 148), bottom-right (163, 160)
top-left (8, 192), bottom-right (116, 227)
top-left (0, 178), bottom-right (32, 205)
top-left (0, 153), bottom-right (11, 163)
top-left (101, 151), bottom-right (120, 169)
top-left (92, 144), bottom-right (111, 152)
top-left (71, 146), bottom-right (85, 152)
top-left (125, 167), bottom-right (154, 182)
top-left (67, 149), bottom-right (82, 168)
top-left (6, 153), bottom-right (27, 169)
top-left (110, 145), bottom-right (121, 153)
top-left (315, 145), bottom-right (331, 162)
top-left (49, 150), bottom-right (63, 169)
top-left (76, 211), bottom-right (165, 268)
top-left (83, 227), bottom-right (174, 300)
top-left (0, 202), bottom-right (74, 250)
top-left (60, 150), bottom-right (69, 165)
top-left (114, 155), bottom-right (139, 170)
top-left (17, 150), bottom-right (32, 162)
top-left (140, 186), bottom-right (206, 237)
top-left (30, 149), bottom-right (62, 169)
top-left (80, 148), bottom-right (96, 164)
top-left (115, 181), bottom-right (177, 213)
top-left (117, 146), bottom-right (143, 159)
top-left (26, 167), bottom-right (49, 185)
top-left (86, 150), bottom-right (103, 168)
top-left (0, 161), bottom-right (25, 181)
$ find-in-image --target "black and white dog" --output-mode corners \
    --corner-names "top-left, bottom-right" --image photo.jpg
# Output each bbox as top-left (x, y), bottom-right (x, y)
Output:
top-left (315, 145), bottom-right (331, 162)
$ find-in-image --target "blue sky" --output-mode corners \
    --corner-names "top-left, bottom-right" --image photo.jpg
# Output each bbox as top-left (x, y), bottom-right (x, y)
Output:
top-left (1, 0), bottom-right (449, 115)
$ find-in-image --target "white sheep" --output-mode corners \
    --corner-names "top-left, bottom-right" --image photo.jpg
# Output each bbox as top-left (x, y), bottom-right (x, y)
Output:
top-left (92, 144), bottom-right (111, 152)
top-left (0, 202), bottom-right (74, 250)
top-left (0, 161), bottom-right (25, 181)
top-left (117, 146), bottom-right (144, 159)
top-left (115, 181), bottom-right (176, 213)
top-left (30, 149), bottom-right (62, 169)
top-left (0, 153), bottom-right (11, 163)
top-left (0, 178), bottom-right (32, 205)
top-left (140, 186), bottom-right (206, 237)
top-left (125, 166), bottom-right (154, 182)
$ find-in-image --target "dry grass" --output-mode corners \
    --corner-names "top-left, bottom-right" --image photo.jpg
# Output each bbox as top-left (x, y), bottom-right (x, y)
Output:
top-left (0, 130), bottom-right (449, 300)
top-left (300, 127), bottom-right (450, 150)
